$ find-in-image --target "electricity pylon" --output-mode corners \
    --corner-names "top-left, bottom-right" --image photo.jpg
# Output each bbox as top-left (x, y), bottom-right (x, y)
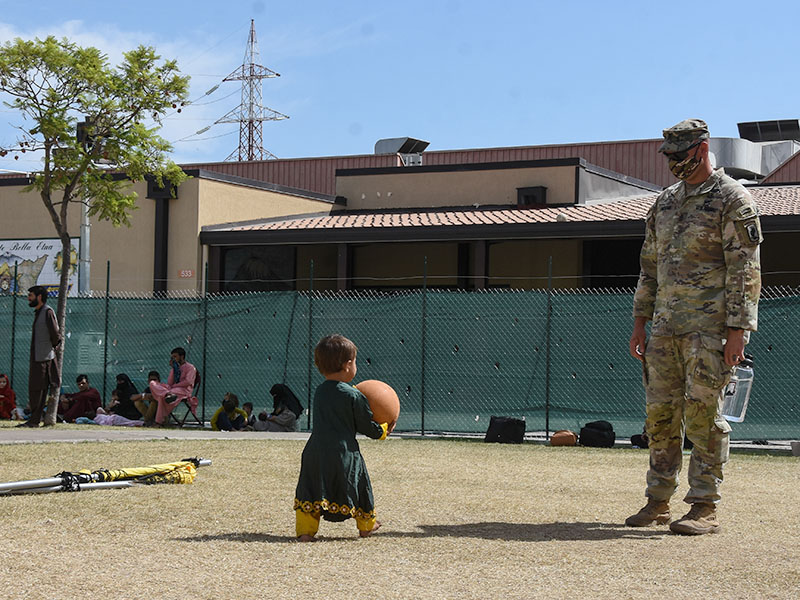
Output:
top-left (217, 19), bottom-right (288, 161)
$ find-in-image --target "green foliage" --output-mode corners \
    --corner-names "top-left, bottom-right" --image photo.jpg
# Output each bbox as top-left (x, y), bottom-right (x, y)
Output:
top-left (0, 36), bottom-right (190, 228)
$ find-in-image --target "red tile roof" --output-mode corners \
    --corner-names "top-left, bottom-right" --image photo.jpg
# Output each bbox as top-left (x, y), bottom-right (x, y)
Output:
top-left (220, 185), bottom-right (800, 233)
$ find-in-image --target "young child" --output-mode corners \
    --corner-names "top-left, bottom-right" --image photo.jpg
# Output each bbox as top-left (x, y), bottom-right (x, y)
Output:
top-left (242, 401), bottom-right (255, 430)
top-left (210, 393), bottom-right (248, 431)
top-left (133, 370), bottom-right (161, 424)
top-left (294, 334), bottom-right (395, 542)
top-left (253, 411), bottom-right (270, 431)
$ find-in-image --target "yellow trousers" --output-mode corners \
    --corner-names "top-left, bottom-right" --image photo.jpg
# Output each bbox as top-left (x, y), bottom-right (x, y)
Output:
top-left (295, 510), bottom-right (376, 537)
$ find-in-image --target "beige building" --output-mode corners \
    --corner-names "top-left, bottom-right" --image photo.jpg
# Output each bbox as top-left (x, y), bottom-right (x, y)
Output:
top-left (201, 158), bottom-right (662, 292)
top-left (201, 157), bottom-right (800, 292)
top-left (0, 169), bottom-right (337, 294)
top-left (5, 129), bottom-right (800, 295)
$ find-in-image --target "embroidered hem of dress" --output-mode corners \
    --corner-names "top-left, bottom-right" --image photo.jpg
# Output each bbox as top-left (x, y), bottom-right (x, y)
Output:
top-left (293, 497), bottom-right (375, 520)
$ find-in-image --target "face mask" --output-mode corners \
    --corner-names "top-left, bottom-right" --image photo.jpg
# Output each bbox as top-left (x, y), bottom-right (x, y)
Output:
top-left (668, 152), bottom-right (702, 180)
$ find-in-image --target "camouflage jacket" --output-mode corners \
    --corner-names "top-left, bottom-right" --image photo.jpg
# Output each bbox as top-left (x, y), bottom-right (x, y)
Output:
top-left (633, 169), bottom-right (762, 338)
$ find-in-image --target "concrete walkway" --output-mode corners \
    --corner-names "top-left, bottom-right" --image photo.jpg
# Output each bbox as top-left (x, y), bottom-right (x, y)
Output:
top-left (0, 425), bottom-right (795, 454)
top-left (0, 425), bottom-right (311, 445)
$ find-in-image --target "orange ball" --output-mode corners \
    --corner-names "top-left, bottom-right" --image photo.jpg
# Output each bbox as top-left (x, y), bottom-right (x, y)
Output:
top-left (356, 379), bottom-right (400, 425)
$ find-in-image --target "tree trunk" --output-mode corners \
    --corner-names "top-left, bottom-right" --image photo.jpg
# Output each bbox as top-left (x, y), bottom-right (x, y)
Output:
top-left (54, 231), bottom-right (72, 383)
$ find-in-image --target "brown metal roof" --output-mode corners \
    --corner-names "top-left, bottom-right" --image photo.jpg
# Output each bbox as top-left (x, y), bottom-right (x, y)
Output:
top-left (184, 139), bottom-right (674, 195)
top-left (421, 139), bottom-right (673, 188)
top-left (763, 150), bottom-right (800, 184)
top-left (182, 153), bottom-right (400, 196)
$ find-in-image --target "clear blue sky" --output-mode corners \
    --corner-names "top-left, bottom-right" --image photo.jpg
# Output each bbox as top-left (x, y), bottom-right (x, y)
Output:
top-left (0, 0), bottom-right (798, 172)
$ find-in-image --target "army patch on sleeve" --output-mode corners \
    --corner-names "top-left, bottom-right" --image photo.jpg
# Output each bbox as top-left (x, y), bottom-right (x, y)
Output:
top-left (735, 218), bottom-right (763, 246)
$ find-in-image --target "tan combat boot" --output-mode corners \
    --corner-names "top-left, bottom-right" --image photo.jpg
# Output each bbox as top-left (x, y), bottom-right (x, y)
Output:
top-left (625, 499), bottom-right (671, 527)
top-left (669, 503), bottom-right (720, 535)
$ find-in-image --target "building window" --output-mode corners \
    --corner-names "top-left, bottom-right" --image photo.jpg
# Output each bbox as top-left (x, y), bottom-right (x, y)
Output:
top-left (221, 246), bottom-right (296, 291)
top-left (516, 186), bottom-right (547, 207)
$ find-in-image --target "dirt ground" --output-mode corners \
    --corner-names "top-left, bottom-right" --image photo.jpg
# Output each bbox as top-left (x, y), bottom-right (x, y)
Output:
top-left (0, 427), bottom-right (798, 599)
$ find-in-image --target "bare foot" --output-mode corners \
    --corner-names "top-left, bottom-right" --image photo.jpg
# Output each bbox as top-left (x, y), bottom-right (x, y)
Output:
top-left (359, 520), bottom-right (382, 538)
top-left (297, 534), bottom-right (317, 543)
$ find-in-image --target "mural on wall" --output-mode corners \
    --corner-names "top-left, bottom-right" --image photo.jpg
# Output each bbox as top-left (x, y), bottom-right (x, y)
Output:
top-left (0, 238), bottom-right (79, 296)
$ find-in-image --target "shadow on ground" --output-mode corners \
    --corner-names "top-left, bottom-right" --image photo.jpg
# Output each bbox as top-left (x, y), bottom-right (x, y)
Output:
top-left (175, 521), bottom-right (668, 544)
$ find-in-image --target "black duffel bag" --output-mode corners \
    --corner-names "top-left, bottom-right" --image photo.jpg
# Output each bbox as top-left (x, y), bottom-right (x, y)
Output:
top-left (484, 416), bottom-right (525, 444)
top-left (579, 420), bottom-right (615, 448)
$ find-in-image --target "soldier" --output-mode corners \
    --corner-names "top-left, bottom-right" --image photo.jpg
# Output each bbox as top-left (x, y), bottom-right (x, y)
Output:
top-left (626, 119), bottom-right (762, 535)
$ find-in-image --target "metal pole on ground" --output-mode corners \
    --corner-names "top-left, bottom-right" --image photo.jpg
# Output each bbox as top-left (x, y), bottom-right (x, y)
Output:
top-left (201, 262), bottom-right (209, 426)
top-left (421, 256), bottom-right (427, 436)
top-left (545, 256), bottom-right (552, 441)
top-left (102, 261), bottom-right (110, 405)
top-left (10, 262), bottom-right (18, 386)
top-left (306, 260), bottom-right (314, 430)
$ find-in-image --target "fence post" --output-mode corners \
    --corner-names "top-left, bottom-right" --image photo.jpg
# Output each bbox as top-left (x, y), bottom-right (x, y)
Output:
top-left (545, 256), bottom-right (552, 441)
top-left (102, 260), bottom-right (110, 405)
top-left (421, 256), bottom-right (427, 436)
top-left (10, 262), bottom-right (18, 386)
top-left (306, 259), bottom-right (314, 430)
top-left (201, 262), bottom-right (209, 425)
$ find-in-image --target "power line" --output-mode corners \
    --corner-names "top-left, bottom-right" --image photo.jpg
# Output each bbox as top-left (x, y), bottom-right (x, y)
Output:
top-left (174, 130), bottom-right (237, 143)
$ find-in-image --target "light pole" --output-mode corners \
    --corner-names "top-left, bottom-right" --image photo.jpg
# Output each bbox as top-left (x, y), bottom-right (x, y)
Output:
top-left (79, 194), bottom-right (90, 295)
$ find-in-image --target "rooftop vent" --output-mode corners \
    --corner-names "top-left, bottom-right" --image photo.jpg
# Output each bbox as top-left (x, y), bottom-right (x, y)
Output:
top-left (374, 137), bottom-right (430, 155)
top-left (738, 119), bottom-right (800, 142)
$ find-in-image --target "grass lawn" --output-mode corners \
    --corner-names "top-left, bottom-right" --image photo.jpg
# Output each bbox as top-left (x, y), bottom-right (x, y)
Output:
top-left (0, 434), bottom-right (798, 599)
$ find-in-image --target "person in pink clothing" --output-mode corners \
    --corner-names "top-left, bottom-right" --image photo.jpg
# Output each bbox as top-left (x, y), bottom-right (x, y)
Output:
top-left (148, 347), bottom-right (197, 425)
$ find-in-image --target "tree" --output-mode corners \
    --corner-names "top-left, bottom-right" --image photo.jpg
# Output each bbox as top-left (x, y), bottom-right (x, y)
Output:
top-left (0, 36), bottom-right (189, 369)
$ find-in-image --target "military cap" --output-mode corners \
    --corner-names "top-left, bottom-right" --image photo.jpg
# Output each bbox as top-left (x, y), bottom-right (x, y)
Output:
top-left (658, 118), bottom-right (710, 153)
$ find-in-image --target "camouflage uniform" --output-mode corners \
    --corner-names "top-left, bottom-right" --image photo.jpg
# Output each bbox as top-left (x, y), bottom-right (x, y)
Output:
top-left (633, 158), bottom-right (762, 505)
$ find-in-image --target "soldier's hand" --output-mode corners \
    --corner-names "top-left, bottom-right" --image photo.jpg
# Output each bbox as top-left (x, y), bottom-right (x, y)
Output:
top-left (630, 318), bottom-right (648, 361)
top-left (725, 328), bottom-right (745, 366)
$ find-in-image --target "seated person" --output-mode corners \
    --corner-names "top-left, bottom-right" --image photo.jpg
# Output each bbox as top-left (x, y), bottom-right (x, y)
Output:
top-left (148, 347), bottom-right (197, 425)
top-left (108, 374), bottom-right (142, 421)
top-left (242, 401), bottom-right (255, 430)
top-left (210, 393), bottom-right (248, 431)
top-left (11, 405), bottom-right (30, 421)
top-left (133, 370), bottom-right (161, 424)
top-left (81, 406), bottom-right (144, 427)
top-left (253, 411), bottom-right (270, 431)
top-left (58, 374), bottom-right (102, 422)
top-left (0, 373), bottom-right (16, 420)
top-left (259, 384), bottom-right (303, 432)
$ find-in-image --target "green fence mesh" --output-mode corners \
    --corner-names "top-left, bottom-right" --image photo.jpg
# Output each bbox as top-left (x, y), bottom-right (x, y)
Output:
top-left (1, 286), bottom-right (798, 440)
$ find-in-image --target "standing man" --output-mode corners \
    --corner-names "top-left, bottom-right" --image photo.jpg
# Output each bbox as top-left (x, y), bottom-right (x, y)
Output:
top-left (21, 285), bottom-right (62, 427)
top-left (626, 119), bottom-right (762, 535)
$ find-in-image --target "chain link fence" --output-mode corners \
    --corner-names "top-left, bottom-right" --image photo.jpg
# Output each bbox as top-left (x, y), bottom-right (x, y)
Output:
top-left (1, 285), bottom-right (798, 440)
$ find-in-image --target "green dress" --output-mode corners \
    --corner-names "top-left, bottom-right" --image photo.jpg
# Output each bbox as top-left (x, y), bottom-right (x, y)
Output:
top-left (294, 380), bottom-right (384, 522)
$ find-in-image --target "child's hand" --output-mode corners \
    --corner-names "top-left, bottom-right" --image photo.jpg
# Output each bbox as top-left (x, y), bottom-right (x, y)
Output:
top-left (387, 419), bottom-right (397, 435)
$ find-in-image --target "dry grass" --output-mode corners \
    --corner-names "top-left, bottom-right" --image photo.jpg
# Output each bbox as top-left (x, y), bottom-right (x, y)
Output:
top-left (0, 436), bottom-right (798, 600)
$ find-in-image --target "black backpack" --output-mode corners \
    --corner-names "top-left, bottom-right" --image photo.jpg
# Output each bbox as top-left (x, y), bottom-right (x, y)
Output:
top-left (579, 420), bottom-right (615, 448)
top-left (484, 416), bottom-right (525, 444)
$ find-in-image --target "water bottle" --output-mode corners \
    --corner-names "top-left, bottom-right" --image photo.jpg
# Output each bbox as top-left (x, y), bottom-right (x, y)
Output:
top-left (722, 354), bottom-right (754, 423)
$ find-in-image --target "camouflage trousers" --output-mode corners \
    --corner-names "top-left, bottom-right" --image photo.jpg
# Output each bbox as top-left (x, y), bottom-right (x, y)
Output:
top-left (642, 333), bottom-right (733, 505)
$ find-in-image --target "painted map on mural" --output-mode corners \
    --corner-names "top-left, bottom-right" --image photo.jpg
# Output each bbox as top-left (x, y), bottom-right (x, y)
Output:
top-left (0, 239), bottom-right (79, 296)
